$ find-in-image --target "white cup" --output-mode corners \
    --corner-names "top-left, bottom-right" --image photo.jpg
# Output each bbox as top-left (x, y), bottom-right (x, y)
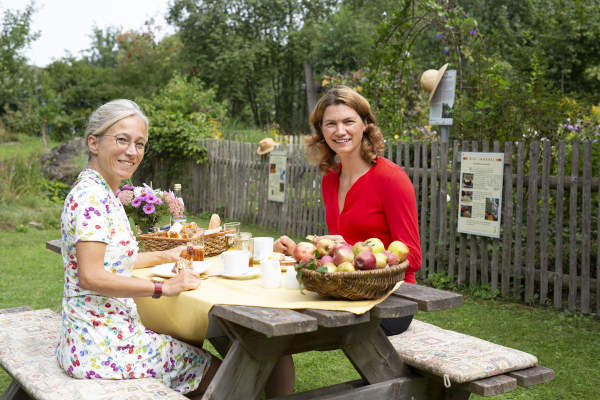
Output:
top-left (220, 250), bottom-right (250, 276)
top-left (284, 267), bottom-right (300, 289)
top-left (261, 259), bottom-right (281, 289)
top-left (253, 237), bottom-right (274, 262)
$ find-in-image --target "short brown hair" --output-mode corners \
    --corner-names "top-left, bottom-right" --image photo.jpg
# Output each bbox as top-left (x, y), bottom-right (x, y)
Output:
top-left (305, 86), bottom-right (384, 174)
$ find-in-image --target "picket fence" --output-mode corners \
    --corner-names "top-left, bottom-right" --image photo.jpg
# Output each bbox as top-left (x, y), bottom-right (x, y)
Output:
top-left (166, 138), bottom-right (599, 315)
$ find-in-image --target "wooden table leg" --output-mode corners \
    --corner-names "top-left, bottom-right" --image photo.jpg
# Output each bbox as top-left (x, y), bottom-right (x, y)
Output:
top-left (342, 320), bottom-right (412, 384)
top-left (202, 340), bottom-right (279, 400)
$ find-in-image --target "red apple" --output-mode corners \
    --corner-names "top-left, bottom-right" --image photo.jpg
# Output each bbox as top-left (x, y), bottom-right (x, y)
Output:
top-left (332, 242), bottom-right (350, 255)
top-left (333, 244), bottom-right (354, 265)
top-left (315, 238), bottom-right (335, 257)
top-left (317, 255), bottom-right (334, 266)
top-left (354, 250), bottom-right (377, 270)
top-left (384, 250), bottom-right (399, 266)
top-left (293, 242), bottom-right (317, 263)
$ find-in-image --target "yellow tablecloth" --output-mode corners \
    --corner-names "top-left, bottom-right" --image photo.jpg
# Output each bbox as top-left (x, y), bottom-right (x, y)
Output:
top-left (133, 257), bottom-right (402, 344)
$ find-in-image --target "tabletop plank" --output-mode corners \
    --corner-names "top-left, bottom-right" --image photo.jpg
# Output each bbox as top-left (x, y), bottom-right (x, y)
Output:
top-left (394, 284), bottom-right (463, 311)
top-left (370, 296), bottom-right (418, 319)
top-left (211, 305), bottom-right (318, 337)
top-left (300, 309), bottom-right (370, 328)
top-left (46, 239), bottom-right (62, 254)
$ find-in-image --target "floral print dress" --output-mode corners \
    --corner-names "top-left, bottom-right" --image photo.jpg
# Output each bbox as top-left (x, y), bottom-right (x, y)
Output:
top-left (56, 169), bottom-right (211, 393)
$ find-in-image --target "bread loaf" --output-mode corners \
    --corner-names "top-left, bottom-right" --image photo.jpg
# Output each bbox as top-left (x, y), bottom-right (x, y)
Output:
top-left (208, 214), bottom-right (221, 229)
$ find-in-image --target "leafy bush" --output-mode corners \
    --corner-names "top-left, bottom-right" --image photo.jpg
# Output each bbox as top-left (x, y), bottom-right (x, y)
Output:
top-left (135, 74), bottom-right (227, 181)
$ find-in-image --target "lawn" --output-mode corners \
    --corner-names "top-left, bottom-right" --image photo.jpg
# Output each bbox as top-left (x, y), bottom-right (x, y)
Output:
top-left (0, 134), bottom-right (58, 161)
top-left (1, 222), bottom-right (599, 399)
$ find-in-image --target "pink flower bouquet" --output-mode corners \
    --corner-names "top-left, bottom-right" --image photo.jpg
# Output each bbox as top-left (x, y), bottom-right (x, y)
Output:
top-left (117, 184), bottom-right (184, 233)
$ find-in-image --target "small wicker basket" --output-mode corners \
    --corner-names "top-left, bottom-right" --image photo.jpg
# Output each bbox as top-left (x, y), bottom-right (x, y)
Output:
top-left (138, 231), bottom-right (227, 257)
top-left (300, 260), bottom-right (409, 300)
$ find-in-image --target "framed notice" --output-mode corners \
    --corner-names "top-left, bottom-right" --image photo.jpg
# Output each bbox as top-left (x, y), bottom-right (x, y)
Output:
top-left (457, 152), bottom-right (504, 238)
top-left (268, 150), bottom-right (287, 202)
top-left (429, 70), bottom-right (456, 126)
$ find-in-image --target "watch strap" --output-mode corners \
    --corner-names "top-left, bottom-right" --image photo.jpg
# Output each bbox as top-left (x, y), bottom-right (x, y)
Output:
top-left (152, 280), bottom-right (163, 299)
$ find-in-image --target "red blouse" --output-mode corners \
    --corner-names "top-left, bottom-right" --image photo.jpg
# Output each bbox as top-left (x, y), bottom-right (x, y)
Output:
top-left (322, 157), bottom-right (421, 283)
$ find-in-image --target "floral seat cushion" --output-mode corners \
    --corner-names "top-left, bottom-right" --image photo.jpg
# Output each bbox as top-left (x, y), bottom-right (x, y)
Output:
top-left (390, 319), bottom-right (538, 384)
top-left (0, 309), bottom-right (188, 400)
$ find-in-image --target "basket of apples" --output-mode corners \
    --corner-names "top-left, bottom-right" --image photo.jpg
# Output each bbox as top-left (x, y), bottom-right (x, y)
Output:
top-left (294, 237), bottom-right (409, 300)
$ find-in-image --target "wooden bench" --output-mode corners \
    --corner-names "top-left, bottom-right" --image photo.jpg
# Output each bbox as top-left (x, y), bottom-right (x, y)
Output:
top-left (0, 307), bottom-right (188, 400)
top-left (389, 319), bottom-right (555, 398)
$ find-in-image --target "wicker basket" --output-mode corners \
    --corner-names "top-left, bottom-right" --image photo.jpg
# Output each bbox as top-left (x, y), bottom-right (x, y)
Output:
top-left (138, 231), bottom-right (227, 257)
top-left (300, 260), bottom-right (409, 300)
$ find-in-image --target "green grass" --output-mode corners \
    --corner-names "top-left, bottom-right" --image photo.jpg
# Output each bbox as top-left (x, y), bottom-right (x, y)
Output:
top-left (1, 223), bottom-right (599, 398)
top-left (0, 134), bottom-right (58, 161)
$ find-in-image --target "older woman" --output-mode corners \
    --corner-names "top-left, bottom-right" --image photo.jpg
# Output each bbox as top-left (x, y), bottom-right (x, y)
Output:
top-left (56, 99), bottom-right (219, 397)
top-left (275, 86), bottom-right (422, 334)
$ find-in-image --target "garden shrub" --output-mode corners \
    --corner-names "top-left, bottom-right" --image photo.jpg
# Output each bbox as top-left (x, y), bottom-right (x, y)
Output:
top-left (135, 74), bottom-right (227, 183)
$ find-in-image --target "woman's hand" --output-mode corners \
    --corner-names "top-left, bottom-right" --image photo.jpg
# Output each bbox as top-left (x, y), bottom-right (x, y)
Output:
top-left (163, 269), bottom-right (201, 296)
top-left (162, 245), bottom-right (187, 262)
top-left (311, 234), bottom-right (345, 244)
top-left (134, 245), bottom-right (187, 269)
top-left (274, 235), bottom-right (296, 256)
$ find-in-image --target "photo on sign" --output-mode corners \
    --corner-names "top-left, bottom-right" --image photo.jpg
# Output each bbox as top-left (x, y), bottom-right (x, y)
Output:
top-left (461, 172), bottom-right (473, 189)
top-left (442, 103), bottom-right (454, 119)
top-left (485, 198), bottom-right (500, 221)
top-left (270, 163), bottom-right (276, 173)
top-left (461, 190), bottom-right (473, 202)
top-left (280, 183), bottom-right (285, 192)
top-left (460, 205), bottom-right (472, 218)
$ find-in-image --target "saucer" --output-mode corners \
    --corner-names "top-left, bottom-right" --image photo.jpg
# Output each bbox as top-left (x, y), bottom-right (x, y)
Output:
top-left (216, 268), bottom-right (261, 280)
top-left (151, 261), bottom-right (210, 278)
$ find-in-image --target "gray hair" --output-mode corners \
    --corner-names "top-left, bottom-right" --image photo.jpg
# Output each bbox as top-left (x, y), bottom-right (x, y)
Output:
top-left (85, 99), bottom-right (149, 138)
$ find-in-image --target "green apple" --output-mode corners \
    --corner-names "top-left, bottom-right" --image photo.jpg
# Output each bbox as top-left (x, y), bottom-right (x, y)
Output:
top-left (337, 261), bottom-right (356, 272)
top-left (353, 241), bottom-right (370, 256)
top-left (388, 240), bottom-right (409, 262)
top-left (374, 252), bottom-right (388, 269)
top-left (325, 263), bottom-right (338, 273)
top-left (364, 237), bottom-right (385, 254)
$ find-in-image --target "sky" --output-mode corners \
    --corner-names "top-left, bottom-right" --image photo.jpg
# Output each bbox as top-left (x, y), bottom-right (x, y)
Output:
top-left (1, 0), bottom-right (175, 67)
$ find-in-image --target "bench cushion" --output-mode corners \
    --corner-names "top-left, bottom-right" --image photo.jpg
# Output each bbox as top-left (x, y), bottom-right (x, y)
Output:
top-left (390, 319), bottom-right (538, 384)
top-left (0, 309), bottom-right (188, 400)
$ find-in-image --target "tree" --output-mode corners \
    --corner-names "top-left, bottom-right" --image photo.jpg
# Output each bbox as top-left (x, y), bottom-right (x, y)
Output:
top-left (0, 2), bottom-right (39, 115)
top-left (85, 26), bottom-right (120, 68)
top-left (168, 0), bottom-right (337, 132)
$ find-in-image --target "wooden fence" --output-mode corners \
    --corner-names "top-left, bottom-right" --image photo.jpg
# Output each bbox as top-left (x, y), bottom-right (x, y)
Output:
top-left (165, 138), bottom-right (599, 315)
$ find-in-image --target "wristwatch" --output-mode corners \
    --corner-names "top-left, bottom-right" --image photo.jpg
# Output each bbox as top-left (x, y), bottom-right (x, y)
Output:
top-left (152, 280), bottom-right (163, 299)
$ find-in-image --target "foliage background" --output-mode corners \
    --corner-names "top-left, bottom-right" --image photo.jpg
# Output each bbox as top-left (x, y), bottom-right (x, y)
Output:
top-left (1, 0), bottom-right (599, 145)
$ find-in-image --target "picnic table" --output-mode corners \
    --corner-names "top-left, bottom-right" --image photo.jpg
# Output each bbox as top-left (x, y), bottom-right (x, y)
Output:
top-left (45, 239), bottom-right (465, 399)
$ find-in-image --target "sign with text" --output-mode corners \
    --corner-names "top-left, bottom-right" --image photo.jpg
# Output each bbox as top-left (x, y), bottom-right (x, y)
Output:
top-left (268, 150), bottom-right (287, 202)
top-left (429, 69), bottom-right (456, 126)
top-left (457, 152), bottom-right (504, 238)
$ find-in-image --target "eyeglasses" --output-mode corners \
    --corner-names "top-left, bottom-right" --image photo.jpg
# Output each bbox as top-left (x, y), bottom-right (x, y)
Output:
top-left (98, 134), bottom-right (150, 153)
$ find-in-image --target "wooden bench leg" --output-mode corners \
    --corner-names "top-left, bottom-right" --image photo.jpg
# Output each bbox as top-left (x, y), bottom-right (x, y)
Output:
top-left (0, 381), bottom-right (32, 400)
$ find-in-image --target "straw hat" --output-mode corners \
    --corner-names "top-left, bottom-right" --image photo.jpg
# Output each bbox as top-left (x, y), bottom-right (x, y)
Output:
top-left (256, 137), bottom-right (280, 155)
top-left (420, 63), bottom-right (449, 102)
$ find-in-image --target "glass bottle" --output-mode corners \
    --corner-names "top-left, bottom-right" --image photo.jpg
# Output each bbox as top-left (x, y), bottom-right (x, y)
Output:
top-left (171, 183), bottom-right (187, 225)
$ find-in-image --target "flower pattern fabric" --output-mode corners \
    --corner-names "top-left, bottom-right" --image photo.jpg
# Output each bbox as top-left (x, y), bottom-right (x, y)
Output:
top-left (57, 169), bottom-right (211, 393)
